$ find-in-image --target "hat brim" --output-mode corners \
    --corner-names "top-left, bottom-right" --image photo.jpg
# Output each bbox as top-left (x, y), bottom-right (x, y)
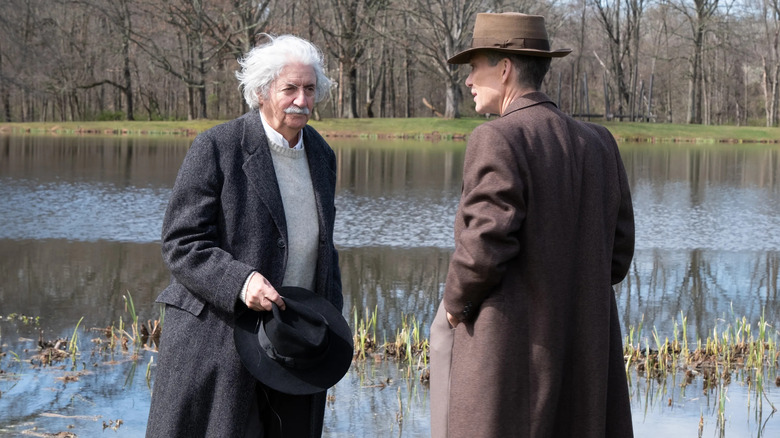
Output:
top-left (234, 286), bottom-right (354, 395)
top-left (448, 47), bottom-right (572, 64)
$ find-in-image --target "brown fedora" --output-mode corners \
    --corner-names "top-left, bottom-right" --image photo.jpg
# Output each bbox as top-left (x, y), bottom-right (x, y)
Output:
top-left (448, 13), bottom-right (571, 64)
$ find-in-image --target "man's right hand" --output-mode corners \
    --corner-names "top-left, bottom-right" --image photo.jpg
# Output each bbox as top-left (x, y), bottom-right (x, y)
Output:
top-left (244, 272), bottom-right (286, 312)
top-left (446, 311), bottom-right (460, 328)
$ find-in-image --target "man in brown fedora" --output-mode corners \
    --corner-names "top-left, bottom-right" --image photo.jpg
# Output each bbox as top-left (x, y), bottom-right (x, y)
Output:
top-left (430, 12), bottom-right (635, 438)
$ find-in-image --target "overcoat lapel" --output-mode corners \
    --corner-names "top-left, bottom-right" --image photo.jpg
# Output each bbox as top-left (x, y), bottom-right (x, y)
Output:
top-left (303, 126), bottom-right (335, 234)
top-left (241, 112), bottom-right (288, 242)
top-left (302, 125), bottom-right (336, 296)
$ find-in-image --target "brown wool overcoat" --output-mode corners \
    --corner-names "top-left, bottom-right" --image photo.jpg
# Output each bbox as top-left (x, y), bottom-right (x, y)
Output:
top-left (441, 92), bottom-right (635, 437)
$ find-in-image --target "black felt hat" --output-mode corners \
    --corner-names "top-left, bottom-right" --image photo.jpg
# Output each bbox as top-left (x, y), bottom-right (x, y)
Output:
top-left (234, 286), bottom-right (353, 395)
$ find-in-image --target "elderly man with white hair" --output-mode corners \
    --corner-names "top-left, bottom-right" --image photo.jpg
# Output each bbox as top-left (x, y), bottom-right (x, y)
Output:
top-left (146, 34), bottom-right (343, 438)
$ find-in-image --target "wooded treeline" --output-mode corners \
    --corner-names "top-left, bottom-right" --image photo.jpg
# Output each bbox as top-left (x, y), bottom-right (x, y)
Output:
top-left (0, 0), bottom-right (778, 126)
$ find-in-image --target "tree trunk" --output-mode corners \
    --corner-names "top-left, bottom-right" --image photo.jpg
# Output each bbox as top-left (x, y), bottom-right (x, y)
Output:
top-left (773, 63), bottom-right (780, 126)
top-left (187, 86), bottom-right (194, 121)
top-left (444, 63), bottom-right (460, 118)
top-left (687, 46), bottom-right (702, 124)
top-left (2, 87), bottom-right (10, 122)
top-left (338, 57), bottom-right (358, 118)
top-left (343, 61), bottom-right (358, 118)
top-left (365, 65), bottom-right (374, 118)
top-left (404, 49), bottom-right (412, 118)
top-left (380, 57), bottom-right (388, 118)
top-left (121, 0), bottom-right (134, 120)
top-left (0, 48), bottom-right (9, 122)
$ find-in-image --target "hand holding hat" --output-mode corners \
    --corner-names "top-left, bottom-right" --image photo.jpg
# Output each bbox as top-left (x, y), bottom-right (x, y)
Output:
top-left (234, 286), bottom-right (354, 395)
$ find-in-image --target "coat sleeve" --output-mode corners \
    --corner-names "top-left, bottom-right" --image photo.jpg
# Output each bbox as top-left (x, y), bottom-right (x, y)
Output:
top-left (160, 131), bottom-right (255, 315)
top-left (443, 124), bottom-right (526, 322)
top-left (602, 127), bottom-right (635, 284)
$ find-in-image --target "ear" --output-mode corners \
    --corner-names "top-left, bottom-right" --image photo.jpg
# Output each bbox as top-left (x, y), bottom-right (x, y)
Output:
top-left (500, 58), bottom-right (513, 84)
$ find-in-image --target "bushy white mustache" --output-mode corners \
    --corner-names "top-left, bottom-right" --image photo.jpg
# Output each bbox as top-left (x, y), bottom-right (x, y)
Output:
top-left (284, 106), bottom-right (310, 115)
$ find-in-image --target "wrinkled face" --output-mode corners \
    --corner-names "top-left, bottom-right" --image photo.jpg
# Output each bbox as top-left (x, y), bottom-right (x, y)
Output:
top-left (465, 53), bottom-right (504, 115)
top-left (259, 62), bottom-right (317, 143)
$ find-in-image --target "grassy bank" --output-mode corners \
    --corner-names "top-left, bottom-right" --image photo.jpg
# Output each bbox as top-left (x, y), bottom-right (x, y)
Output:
top-left (1, 117), bottom-right (779, 143)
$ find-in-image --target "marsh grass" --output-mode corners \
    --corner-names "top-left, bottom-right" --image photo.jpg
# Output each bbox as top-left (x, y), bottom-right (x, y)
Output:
top-left (625, 310), bottom-right (778, 389)
top-left (351, 307), bottom-right (430, 381)
top-left (0, 313), bottom-right (40, 326)
top-left (3, 299), bottom-right (776, 436)
top-left (67, 317), bottom-right (84, 365)
top-left (347, 304), bottom-right (779, 434)
top-left (352, 306), bottom-right (378, 361)
top-left (123, 291), bottom-right (140, 345)
top-left (11, 302), bottom-right (778, 397)
top-left (624, 308), bottom-right (779, 434)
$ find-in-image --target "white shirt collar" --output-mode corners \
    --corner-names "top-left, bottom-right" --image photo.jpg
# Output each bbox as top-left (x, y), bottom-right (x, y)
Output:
top-left (259, 111), bottom-right (304, 150)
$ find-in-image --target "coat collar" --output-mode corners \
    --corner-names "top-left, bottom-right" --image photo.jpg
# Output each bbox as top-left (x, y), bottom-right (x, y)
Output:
top-left (501, 91), bottom-right (556, 117)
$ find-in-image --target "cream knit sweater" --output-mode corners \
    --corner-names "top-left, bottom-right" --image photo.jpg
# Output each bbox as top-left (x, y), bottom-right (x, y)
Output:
top-left (267, 140), bottom-right (320, 291)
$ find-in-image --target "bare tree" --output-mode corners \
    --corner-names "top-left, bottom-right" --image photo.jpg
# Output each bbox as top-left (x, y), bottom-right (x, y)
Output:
top-left (311, 0), bottom-right (386, 118)
top-left (592, 0), bottom-right (646, 120)
top-left (212, 0), bottom-right (277, 116)
top-left (135, 0), bottom-right (230, 120)
top-left (218, 0), bottom-right (276, 56)
top-left (0, 0), bottom-right (778, 124)
top-left (363, 40), bottom-right (387, 118)
top-left (0, 42), bottom-right (9, 122)
top-left (758, 0), bottom-right (780, 126)
top-left (65, 0), bottom-right (138, 120)
top-left (403, 0), bottom-right (485, 118)
top-left (665, 0), bottom-right (720, 124)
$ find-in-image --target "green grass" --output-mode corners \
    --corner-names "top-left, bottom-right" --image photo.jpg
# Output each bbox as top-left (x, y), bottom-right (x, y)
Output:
top-left (600, 121), bottom-right (780, 143)
top-left (0, 120), bottom-right (216, 136)
top-left (1, 117), bottom-right (778, 142)
top-left (309, 117), bottom-right (484, 138)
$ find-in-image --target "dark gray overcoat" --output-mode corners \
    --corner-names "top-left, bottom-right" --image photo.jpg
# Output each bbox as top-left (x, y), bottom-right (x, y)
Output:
top-left (443, 92), bottom-right (635, 437)
top-left (145, 111), bottom-right (342, 437)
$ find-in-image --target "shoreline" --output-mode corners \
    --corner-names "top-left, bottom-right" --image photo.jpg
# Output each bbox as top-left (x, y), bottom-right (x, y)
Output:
top-left (2, 119), bottom-right (779, 144)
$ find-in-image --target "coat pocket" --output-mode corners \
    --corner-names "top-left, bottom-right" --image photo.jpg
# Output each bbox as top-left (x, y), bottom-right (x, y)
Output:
top-left (156, 282), bottom-right (206, 317)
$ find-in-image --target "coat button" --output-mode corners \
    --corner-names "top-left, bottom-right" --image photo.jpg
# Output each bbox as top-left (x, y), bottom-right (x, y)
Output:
top-left (277, 238), bottom-right (286, 248)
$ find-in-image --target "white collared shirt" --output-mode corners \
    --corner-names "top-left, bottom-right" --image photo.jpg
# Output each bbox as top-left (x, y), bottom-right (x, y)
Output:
top-left (259, 111), bottom-right (304, 150)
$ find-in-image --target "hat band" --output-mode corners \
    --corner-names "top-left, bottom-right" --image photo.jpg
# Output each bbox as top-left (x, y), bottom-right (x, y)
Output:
top-left (257, 324), bottom-right (330, 370)
top-left (471, 37), bottom-right (551, 52)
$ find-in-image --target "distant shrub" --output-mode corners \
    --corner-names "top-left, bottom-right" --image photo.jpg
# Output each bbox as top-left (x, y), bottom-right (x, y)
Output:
top-left (97, 111), bottom-right (126, 121)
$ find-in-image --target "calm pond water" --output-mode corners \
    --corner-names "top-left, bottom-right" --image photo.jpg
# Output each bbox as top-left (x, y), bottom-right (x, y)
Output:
top-left (1, 133), bottom-right (779, 437)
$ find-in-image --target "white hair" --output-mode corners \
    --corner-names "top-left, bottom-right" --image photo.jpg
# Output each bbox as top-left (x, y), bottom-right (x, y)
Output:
top-left (235, 34), bottom-right (332, 109)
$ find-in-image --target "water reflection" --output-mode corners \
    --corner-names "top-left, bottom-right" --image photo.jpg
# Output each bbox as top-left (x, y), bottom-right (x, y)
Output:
top-left (622, 144), bottom-right (780, 252)
top-left (340, 247), bottom-right (449, 337)
top-left (621, 144), bottom-right (780, 192)
top-left (335, 140), bottom-right (463, 196)
top-left (619, 249), bottom-right (780, 339)
top-left (1, 134), bottom-right (780, 437)
top-left (0, 134), bottom-right (188, 186)
top-left (0, 240), bottom-right (166, 335)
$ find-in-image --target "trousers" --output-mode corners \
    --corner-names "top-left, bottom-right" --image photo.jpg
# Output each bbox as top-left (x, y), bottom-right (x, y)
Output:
top-left (429, 302), bottom-right (454, 438)
top-left (244, 383), bottom-right (326, 438)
